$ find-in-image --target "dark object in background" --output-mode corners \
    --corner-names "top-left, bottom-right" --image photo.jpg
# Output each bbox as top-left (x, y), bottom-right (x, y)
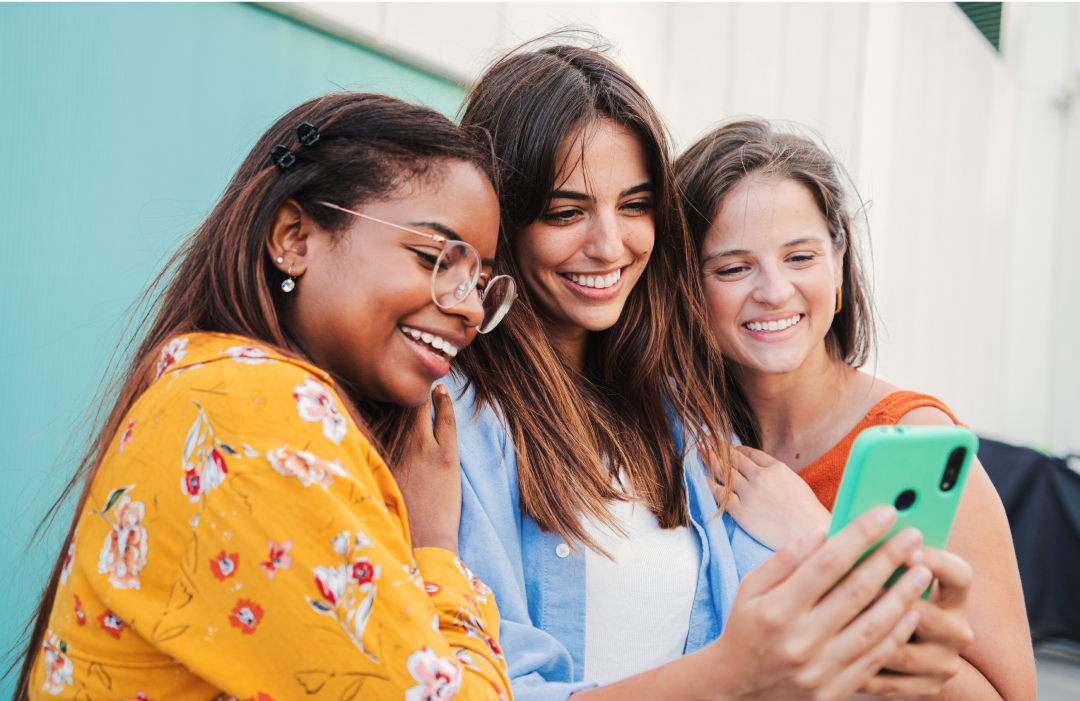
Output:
top-left (979, 437), bottom-right (1080, 645)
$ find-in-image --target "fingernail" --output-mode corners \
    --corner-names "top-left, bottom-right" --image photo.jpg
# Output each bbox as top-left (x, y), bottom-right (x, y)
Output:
top-left (901, 528), bottom-right (922, 548)
top-left (912, 566), bottom-right (932, 589)
top-left (907, 549), bottom-right (925, 566)
top-left (903, 609), bottom-right (921, 628)
top-left (435, 385), bottom-right (447, 396)
top-left (875, 506), bottom-right (896, 525)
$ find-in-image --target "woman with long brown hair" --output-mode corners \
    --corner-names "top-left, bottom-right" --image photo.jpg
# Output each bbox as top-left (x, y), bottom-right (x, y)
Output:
top-left (11, 92), bottom-right (517, 700)
top-left (409, 38), bottom-right (975, 701)
top-left (676, 119), bottom-right (1035, 700)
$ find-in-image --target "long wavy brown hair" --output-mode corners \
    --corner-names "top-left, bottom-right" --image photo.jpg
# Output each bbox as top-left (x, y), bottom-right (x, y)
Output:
top-left (9, 91), bottom-right (495, 696)
top-left (456, 37), bottom-right (734, 549)
top-left (675, 118), bottom-right (877, 448)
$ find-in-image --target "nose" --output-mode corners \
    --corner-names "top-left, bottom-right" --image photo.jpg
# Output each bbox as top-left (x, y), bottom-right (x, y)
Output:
top-left (444, 283), bottom-right (486, 329)
top-left (581, 210), bottom-right (624, 264)
top-left (752, 261), bottom-right (795, 309)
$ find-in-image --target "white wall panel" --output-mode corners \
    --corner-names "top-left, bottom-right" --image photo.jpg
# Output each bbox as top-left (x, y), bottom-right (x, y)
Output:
top-left (280, 1), bottom-right (1080, 454)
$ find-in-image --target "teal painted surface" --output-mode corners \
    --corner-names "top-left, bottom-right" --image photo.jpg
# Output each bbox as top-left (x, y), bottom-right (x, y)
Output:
top-left (0, 2), bottom-right (462, 688)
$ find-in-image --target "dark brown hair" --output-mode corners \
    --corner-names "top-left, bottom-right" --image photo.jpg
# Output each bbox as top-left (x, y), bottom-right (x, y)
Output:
top-left (675, 118), bottom-right (876, 447)
top-left (10, 91), bottom-right (494, 695)
top-left (456, 36), bottom-right (734, 549)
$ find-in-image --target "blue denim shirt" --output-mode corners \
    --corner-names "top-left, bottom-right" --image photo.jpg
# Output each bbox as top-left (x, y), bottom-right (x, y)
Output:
top-left (439, 374), bottom-right (773, 701)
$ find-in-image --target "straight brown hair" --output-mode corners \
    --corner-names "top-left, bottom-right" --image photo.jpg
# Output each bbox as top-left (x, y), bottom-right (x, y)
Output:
top-left (675, 118), bottom-right (876, 448)
top-left (10, 91), bottom-right (495, 696)
top-left (456, 36), bottom-right (734, 550)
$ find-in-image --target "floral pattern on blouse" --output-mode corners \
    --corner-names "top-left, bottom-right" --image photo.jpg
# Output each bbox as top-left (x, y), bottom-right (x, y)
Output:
top-left (30, 332), bottom-right (508, 701)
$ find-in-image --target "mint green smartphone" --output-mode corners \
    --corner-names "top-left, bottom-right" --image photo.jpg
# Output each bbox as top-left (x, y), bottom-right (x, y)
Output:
top-left (827, 425), bottom-right (978, 593)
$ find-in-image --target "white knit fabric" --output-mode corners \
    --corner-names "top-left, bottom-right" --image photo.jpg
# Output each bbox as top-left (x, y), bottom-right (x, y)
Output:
top-left (582, 475), bottom-right (700, 685)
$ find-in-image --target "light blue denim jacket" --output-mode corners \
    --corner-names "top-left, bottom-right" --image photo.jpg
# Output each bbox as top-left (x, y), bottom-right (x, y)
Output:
top-left (439, 374), bottom-right (773, 701)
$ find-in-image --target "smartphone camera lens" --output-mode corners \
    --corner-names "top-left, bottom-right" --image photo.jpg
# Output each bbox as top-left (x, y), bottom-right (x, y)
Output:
top-left (894, 489), bottom-right (917, 511)
top-left (940, 447), bottom-right (967, 491)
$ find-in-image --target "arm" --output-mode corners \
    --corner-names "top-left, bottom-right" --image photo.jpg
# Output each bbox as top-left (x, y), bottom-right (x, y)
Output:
top-left (895, 407), bottom-right (1036, 701)
top-left (568, 507), bottom-right (937, 701)
top-left (93, 368), bottom-right (511, 701)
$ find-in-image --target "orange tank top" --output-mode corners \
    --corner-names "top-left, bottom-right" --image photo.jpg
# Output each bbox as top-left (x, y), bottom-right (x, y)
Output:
top-left (798, 391), bottom-right (962, 511)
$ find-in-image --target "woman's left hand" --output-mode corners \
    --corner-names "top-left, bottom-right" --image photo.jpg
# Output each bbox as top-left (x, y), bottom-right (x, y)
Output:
top-left (702, 444), bottom-right (831, 551)
top-left (858, 547), bottom-right (975, 698)
top-left (393, 384), bottom-right (463, 554)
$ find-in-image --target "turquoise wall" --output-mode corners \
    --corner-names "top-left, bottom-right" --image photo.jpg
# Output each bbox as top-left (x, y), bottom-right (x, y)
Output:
top-left (0, 3), bottom-right (463, 689)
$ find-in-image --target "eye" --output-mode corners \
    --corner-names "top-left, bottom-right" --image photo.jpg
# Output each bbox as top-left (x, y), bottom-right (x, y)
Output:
top-left (621, 198), bottom-right (653, 215)
top-left (715, 264), bottom-right (750, 278)
top-left (542, 208), bottom-right (582, 225)
top-left (411, 248), bottom-right (440, 268)
top-left (787, 253), bottom-right (816, 265)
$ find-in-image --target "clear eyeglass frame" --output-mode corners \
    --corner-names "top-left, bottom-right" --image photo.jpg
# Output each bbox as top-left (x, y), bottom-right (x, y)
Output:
top-left (314, 201), bottom-right (516, 334)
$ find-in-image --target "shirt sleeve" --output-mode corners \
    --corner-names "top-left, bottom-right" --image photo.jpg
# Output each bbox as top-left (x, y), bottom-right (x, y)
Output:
top-left (90, 359), bottom-right (511, 701)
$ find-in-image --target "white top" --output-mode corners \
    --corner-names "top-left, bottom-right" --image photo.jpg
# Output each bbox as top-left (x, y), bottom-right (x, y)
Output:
top-left (582, 473), bottom-right (701, 685)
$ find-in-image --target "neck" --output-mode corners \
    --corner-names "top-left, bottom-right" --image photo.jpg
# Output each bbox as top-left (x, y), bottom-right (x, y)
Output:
top-left (732, 343), bottom-right (856, 451)
top-left (545, 320), bottom-right (590, 370)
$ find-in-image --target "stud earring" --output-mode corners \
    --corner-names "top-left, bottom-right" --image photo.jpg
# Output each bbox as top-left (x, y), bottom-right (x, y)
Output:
top-left (276, 257), bottom-right (284, 264)
top-left (281, 264), bottom-right (295, 293)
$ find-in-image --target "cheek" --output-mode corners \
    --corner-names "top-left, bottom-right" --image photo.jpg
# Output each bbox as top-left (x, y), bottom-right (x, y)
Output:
top-left (703, 282), bottom-right (742, 337)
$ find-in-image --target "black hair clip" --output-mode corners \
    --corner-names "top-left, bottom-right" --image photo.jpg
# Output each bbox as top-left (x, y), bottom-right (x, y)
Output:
top-left (296, 122), bottom-right (320, 147)
top-left (270, 144), bottom-right (295, 171)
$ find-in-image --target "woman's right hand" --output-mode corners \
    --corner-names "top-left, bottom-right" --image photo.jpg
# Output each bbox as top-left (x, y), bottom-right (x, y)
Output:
top-left (393, 384), bottom-right (463, 554)
top-left (708, 505), bottom-right (933, 701)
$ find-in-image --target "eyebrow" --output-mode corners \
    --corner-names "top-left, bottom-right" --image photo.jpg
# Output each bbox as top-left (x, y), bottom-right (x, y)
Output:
top-left (550, 180), bottom-right (654, 202)
top-left (703, 237), bottom-right (826, 262)
top-left (410, 221), bottom-right (496, 267)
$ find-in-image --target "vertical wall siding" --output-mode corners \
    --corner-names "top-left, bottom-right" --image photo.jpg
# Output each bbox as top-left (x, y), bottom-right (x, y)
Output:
top-left (292, 1), bottom-right (1080, 454)
top-left (0, 3), bottom-right (462, 683)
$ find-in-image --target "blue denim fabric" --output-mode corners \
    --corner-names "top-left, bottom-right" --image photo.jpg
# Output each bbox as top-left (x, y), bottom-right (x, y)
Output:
top-left (439, 374), bottom-right (773, 701)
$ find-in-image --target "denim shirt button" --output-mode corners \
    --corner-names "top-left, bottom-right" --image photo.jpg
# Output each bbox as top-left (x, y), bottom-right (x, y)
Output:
top-left (556, 543), bottom-right (570, 558)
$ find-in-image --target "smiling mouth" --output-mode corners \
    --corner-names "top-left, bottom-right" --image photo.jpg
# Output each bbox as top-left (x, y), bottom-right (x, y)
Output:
top-left (560, 268), bottom-right (622, 289)
top-left (400, 325), bottom-right (458, 359)
top-left (744, 314), bottom-right (803, 333)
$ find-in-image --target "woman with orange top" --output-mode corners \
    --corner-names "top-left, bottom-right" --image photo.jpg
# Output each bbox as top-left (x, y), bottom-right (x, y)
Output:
top-left (13, 92), bottom-right (516, 700)
top-left (676, 119), bottom-right (1036, 700)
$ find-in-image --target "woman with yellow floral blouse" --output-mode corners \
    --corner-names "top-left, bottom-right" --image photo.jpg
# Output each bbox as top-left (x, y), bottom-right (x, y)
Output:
top-left (16, 92), bottom-right (516, 701)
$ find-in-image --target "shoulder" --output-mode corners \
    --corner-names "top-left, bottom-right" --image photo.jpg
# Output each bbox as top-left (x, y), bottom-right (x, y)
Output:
top-left (895, 405), bottom-right (956, 426)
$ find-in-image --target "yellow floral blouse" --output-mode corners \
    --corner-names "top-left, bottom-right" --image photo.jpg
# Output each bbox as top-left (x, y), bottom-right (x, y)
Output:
top-left (31, 332), bottom-right (510, 701)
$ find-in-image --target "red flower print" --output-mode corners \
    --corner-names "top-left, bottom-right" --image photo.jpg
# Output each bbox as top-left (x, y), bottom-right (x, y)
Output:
top-left (123, 692), bottom-right (154, 701)
top-left (181, 468), bottom-right (200, 502)
top-left (349, 556), bottom-right (380, 593)
top-left (229, 600), bottom-right (264, 635)
top-left (424, 581), bottom-right (441, 596)
top-left (210, 551), bottom-right (239, 581)
top-left (96, 490), bottom-right (148, 590)
top-left (96, 610), bottom-right (126, 639)
top-left (119, 419), bottom-right (135, 455)
top-left (259, 540), bottom-right (292, 580)
top-left (220, 345), bottom-right (272, 365)
top-left (73, 595), bottom-right (86, 626)
top-left (242, 694), bottom-right (277, 701)
top-left (154, 337), bottom-right (188, 381)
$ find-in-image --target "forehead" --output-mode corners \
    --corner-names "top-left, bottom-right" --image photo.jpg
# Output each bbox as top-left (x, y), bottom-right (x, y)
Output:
top-left (368, 161), bottom-right (500, 258)
top-left (707, 177), bottom-right (830, 250)
top-left (553, 120), bottom-right (649, 191)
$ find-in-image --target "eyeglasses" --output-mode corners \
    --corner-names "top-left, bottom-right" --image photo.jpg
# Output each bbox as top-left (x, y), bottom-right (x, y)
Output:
top-left (314, 201), bottom-right (515, 334)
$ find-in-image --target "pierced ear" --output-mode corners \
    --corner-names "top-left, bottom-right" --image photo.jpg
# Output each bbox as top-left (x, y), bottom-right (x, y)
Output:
top-left (266, 199), bottom-right (312, 276)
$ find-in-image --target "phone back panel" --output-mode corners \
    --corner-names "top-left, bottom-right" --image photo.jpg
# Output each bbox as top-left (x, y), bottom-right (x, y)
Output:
top-left (827, 425), bottom-right (978, 556)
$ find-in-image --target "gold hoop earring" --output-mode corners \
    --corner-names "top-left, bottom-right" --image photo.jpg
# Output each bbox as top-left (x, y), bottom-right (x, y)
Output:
top-left (834, 286), bottom-right (842, 314)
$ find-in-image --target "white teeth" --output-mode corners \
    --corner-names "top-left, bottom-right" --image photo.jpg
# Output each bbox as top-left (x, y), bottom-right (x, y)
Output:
top-left (401, 326), bottom-right (458, 359)
top-left (745, 315), bottom-right (801, 333)
top-left (565, 270), bottom-right (622, 289)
